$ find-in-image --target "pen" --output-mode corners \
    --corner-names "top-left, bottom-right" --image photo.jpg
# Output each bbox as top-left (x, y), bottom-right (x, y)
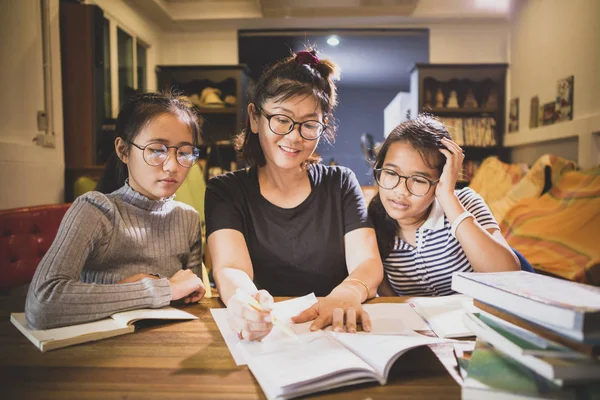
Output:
top-left (237, 290), bottom-right (302, 342)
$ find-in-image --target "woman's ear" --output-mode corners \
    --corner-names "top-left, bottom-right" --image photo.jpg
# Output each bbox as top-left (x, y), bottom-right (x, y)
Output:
top-left (114, 137), bottom-right (129, 164)
top-left (248, 103), bottom-right (259, 134)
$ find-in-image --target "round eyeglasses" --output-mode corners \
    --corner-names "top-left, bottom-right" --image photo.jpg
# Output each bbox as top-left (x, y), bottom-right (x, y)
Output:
top-left (374, 168), bottom-right (439, 197)
top-left (259, 108), bottom-right (326, 140)
top-left (128, 141), bottom-right (200, 168)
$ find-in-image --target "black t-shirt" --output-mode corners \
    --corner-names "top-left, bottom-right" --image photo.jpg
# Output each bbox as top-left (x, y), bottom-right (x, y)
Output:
top-left (205, 164), bottom-right (371, 296)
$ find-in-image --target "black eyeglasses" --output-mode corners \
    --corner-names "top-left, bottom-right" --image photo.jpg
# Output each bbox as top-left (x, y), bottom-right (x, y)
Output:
top-left (128, 141), bottom-right (200, 168)
top-left (259, 108), bottom-right (326, 141)
top-left (374, 168), bottom-right (439, 197)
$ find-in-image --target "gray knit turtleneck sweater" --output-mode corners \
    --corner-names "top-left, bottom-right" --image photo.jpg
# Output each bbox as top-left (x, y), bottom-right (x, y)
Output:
top-left (25, 183), bottom-right (202, 329)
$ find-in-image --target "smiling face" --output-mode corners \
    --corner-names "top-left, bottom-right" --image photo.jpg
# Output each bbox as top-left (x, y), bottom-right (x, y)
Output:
top-left (378, 141), bottom-right (441, 227)
top-left (249, 95), bottom-right (323, 170)
top-left (118, 112), bottom-right (194, 200)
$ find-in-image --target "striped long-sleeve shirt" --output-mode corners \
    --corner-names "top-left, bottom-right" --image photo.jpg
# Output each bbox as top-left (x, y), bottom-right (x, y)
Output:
top-left (384, 187), bottom-right (498, 297)
top-left (25, 183), bottom-right (202, 329)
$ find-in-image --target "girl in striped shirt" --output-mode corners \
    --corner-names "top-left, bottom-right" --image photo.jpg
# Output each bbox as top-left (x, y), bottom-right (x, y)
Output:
top-left (368, 115), bottom-right (520, 297)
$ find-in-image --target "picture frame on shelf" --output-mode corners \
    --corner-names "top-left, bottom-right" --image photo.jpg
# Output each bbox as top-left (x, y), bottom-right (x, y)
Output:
top-left (541, 102), bottom-right (556, 125)
top-left (529, 96), bottom-right (539, 128)
top-left (555, 75), bottom-right (574, 122)
top-left (508, 97), bottom-right (519, 132)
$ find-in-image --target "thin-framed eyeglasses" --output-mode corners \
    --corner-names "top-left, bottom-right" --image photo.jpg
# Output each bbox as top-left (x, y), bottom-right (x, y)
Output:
top-left (127, 141), bottom-right (200, 168)
top-left (374, 168), bottom-right (439, 197)
top-left (258, 108), bottom-right (326, 141)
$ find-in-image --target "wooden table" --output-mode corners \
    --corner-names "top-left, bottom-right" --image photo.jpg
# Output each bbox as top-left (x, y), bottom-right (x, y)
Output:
top-left (0, 294), bottom-right (462, 399)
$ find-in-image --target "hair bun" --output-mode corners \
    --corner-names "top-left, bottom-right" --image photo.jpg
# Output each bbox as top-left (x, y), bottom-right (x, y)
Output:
top-left (296, 51), bottom-right (319, 67)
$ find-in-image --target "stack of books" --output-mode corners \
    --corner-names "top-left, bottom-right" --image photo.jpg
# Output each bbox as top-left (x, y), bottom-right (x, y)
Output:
top-left (451, 271), bottom-right (600, 399)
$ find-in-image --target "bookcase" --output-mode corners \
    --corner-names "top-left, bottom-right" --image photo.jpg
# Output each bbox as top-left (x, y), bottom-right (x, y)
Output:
top-left (409, 63), bottom-right (509, 184)
top-left (156, 65), bottom-right (250, 180)
top-left (60, 2), bottom-right (108, 201)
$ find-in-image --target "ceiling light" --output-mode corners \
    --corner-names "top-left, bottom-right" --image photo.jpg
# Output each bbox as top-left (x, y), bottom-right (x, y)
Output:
top-left (327, 36), bottom-right (339, 46)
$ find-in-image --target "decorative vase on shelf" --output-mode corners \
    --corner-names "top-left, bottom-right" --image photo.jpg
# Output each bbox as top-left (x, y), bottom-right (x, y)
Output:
top-left (483, 89), bottom-right (498, 109)
top-left (435, 88), bottom-right (444, 108)
top-left (447, 90), bottom-right (459, 108)
top-left (463, 88), bottom-right (478, 109)
top-left (424, 90), bottom-right (433, 108)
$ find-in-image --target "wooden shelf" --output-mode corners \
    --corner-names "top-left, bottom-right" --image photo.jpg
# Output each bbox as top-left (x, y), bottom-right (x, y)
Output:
top-left (156, 65), bottom-right (249, 148)
top-left (426, 107), bottom-right (499, 115)
top-left (462, 146), bottom-right (500, 150)
top-left (410, 63), bottom-right (508, 162)
top-left (196, 107), bottom-right (237, 115)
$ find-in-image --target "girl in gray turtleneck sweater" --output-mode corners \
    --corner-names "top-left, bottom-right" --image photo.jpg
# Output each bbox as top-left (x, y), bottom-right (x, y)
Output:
top-left (26, 92), bottom-right (206, 329)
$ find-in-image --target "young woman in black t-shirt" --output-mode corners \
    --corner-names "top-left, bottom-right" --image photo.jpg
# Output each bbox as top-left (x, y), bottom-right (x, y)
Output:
top-left (205, 49), bottom-right (383, 341)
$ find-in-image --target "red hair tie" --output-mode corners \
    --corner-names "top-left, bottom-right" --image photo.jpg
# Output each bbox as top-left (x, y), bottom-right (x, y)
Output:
top-left (296, 51), bottom-right (319, 67)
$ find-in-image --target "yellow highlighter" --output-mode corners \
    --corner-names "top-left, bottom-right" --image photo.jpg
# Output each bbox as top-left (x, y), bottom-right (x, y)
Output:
top-left (237, 290), bottom-right (302, 342)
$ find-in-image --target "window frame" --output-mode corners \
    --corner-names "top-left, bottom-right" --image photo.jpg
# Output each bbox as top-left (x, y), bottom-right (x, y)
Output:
top-left (103, 14), bottom-right (150, 118)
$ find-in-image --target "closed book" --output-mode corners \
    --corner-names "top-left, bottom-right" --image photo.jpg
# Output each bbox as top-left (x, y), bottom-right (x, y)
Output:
top-left (475, 312), bottom-right (590, 360)
top-left (462, 312), bottom-right (600, 383)
top-left (451, 271), bottom-right (600, 336)
top-left (474, 300), bottom-right (600, 357)
top-left (462, 340), bottom-right (600, 400)
top-left (10, 307), bottom-right (198, 352)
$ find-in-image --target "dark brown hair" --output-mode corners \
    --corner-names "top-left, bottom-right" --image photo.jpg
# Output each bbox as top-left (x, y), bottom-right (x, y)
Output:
top-left (368, 114), bottom-right (452, 259)
top-left (234, 49), bottom-right (340, 167)
top-left (96, 91), bottom-right (204, 194)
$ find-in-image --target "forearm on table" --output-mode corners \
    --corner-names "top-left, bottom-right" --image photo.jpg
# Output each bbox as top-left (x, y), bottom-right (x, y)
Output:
top-left (334, 260), bottom-right (383, 302)
top-left (25, 277), bottom-right (172, 329)
top-left (214, 266), bottom-right (257, 306)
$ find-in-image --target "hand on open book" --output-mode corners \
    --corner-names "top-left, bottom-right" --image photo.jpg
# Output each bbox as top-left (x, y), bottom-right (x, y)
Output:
top-left (291, 286), bottom-right (372, 333)
top-left (228, 289), bottom-right (274, 341)
top-left (168, 269), bottom-right (205, 304)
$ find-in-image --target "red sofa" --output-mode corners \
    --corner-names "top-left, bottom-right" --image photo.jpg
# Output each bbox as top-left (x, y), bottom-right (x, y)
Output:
top-left (0, 204), bottom-right (71, 293)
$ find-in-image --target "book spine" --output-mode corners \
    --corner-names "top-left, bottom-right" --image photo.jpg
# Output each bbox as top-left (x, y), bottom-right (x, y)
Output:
top-left (452, 274), bottom-right (580, 332)
top-left (473, 300), bottom-right (599, 356)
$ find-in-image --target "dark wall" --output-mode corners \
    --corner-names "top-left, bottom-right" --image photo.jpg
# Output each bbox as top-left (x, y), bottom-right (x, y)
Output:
top-left (318, 85), bottom-right (401, 186)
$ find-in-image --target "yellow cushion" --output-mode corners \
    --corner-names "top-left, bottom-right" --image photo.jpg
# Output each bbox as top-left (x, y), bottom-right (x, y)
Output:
top-left (175, 163), bottom-right (206, 225)
top-left (73, 176), bottom-right (98, 198)
top-left (491, 154), bottom-right (576, 222)
top-left (501, 166), bottom-right (600, 285)
top-left (469, 156), bottom-right (528, 205)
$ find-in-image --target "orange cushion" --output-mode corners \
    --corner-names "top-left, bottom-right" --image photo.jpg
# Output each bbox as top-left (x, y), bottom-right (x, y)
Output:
top-left (490, 154), bottom-right (576, 222)
top-left (501, 167), bottom-right (600, 285)
top-left (469, 156), bottom-right (528, 205)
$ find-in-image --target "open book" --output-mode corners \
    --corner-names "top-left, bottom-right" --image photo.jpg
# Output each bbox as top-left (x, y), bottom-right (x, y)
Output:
top-left (239, 330), bottom-right (446, 400)
top-left (409, 294), bottom-right (476, 338)
top-left (11, 307), bottom-right (197, 352)
top-left (211, 294), bottom-right (431, 366)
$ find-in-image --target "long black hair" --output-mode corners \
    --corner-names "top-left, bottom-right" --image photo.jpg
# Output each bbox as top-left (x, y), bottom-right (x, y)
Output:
top-left (96, 92), bottom-right (203, 194)
top-left (368, 115), bottom-right (451, 260)
top-left (234, 48), bottom-right (340, 168)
